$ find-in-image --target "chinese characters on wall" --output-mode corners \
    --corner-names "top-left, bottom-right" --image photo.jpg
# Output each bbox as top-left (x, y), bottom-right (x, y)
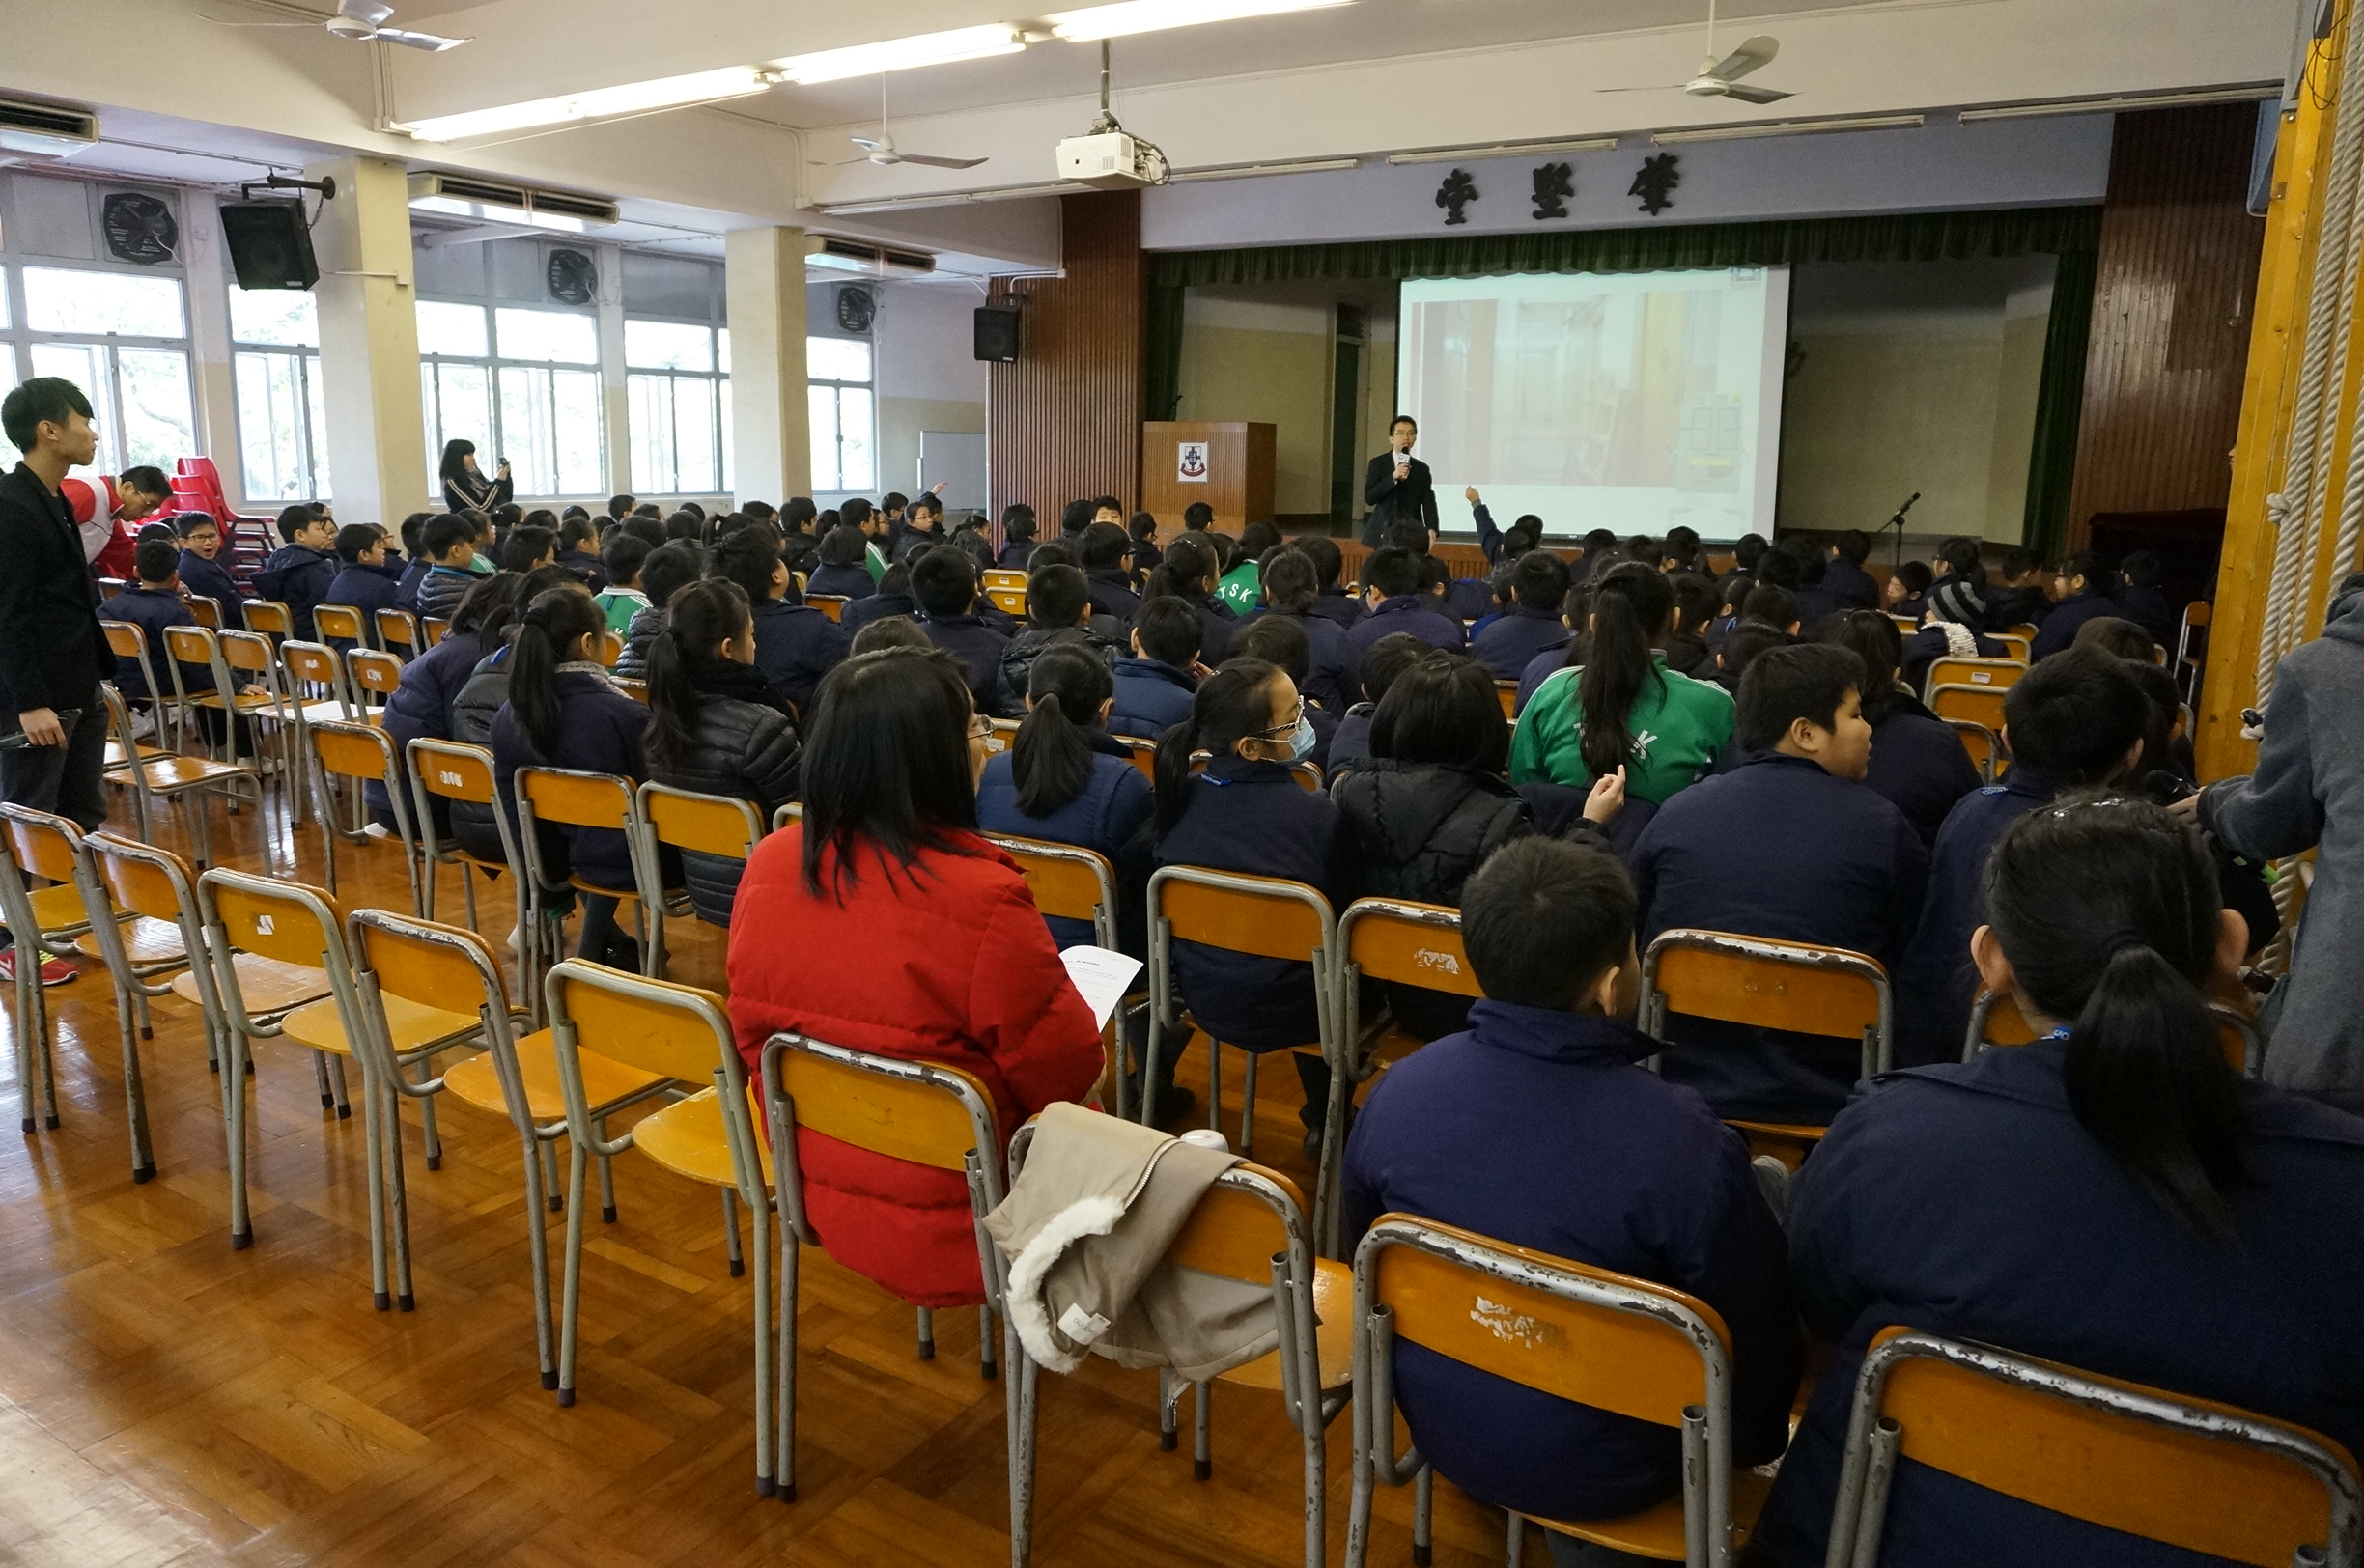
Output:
top-left (1434, 153), bottom-right (1681, 226)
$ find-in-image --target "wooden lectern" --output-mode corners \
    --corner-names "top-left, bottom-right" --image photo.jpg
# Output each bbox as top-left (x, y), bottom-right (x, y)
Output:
top-left (1140, 421), bottom-right (1275, 536)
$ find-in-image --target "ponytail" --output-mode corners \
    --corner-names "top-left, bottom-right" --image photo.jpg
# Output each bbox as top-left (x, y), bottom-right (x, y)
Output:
top-left (1985, 795), bottom-right (2248, 1240)
top-left (644, 580), bottom-right (752, 770)
top-left (1146, 537), bottom-right (1216, 607)
top-left (1154, 657), bottom-right (1279, 837)
top-left (510, 587), bottom-right (605, 761)
top-left (1577, 565), bottom-right (1672, 782)
top-left (1012, 645), bottom-right (1113, 817)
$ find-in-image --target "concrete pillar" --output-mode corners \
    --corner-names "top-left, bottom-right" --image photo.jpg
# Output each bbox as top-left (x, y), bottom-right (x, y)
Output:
top-left (306, 154), bottom-right (423, 530)
top-left (180, 211), bottom-right (247, 507)
top-left (723, 226), bottom-right (811, 505)
top-left (594, 238), bottom-right (631, 501)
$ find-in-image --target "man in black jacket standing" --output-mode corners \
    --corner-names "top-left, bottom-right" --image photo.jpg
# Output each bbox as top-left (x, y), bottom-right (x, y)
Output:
top-left (1361, 414), bottom-right (1438, 546)
top-left (0, 378), bottom-right (115, 984)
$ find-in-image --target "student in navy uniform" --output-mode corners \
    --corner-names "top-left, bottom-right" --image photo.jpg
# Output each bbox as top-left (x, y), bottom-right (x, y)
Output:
top-left (253, 503), bottom-right (338, 639)
top-left (2030, 550), bottom-right (2119, 658)
top-left (1152, 658), bottom-right (1345, 1152)
top-left (1343, 834), bottom-right (1801, 1536)
top-left (390, 513), bottom-right (433, 613)
top-left (805, 524), bottom-right (877, 602)
top-left (375, 572), bottom-right (526, 835)
top-left (911, 546), bottom-right (1009, 713)
top-left (1890, 647), bottom-right (2148, 1067)
top-left (1347, 546), bottom-right (1466, 661)
top-left (1631, 643), bottom-right (1928, 1125)
top-left (109, 539), bottom-right (211, 713)
top-left (1326, 631), bottom-right (1429, 780)
top-left (1241, 546), bottom-right (1359, 714)
top-left (1900, 597), bottom-right (2008, 695)
top-left (323, 523), bottom-right (403, 651)
top-left (173, 513), bottom-right (246, 630)
top-left (1124, 511), bottom-right (1162, 583)
top-left (1460, 484), bottom-right (1538, 570)
top-left (1110, 594), bottom-right (1201, 741)
top-left (1229, 615), bottom-right (1337, 773)
top-left (553, 513), bottom-right (605, 590)
top-left (1820, 527), bottom-right (1881, 612)
top-left (708, 525), bottom-right (850, 719)
top-left (1080, 520), bottom-right (1143, 627)
top-left (1473, 548), bottom-right (1572, 682)
top-left (1753, 797), bottom-right (2364, 1568)
top-left (1983, 546), bottom-right (2053, 630)
top-left (1299, 535), bottom-right (1366, 632)
top-left (992, 563), bottom-right (1121, 719)
top-left (841, 563), bottom-right (917, 631)
top-left (2115, 548), bottom-right (2177, 649)
top-left (411, 514), bottom-right (489, 627)
top-left (1884, 558), bottom-right (1932, 624)
top-left (1819, 610), bottom-right (1982, 847)
top-left (1141, 534), bottom-right (1239, 666)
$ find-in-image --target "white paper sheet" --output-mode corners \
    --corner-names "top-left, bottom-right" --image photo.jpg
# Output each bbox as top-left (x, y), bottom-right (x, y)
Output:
top-left (1059, 945), bottom-right (1143, 1028)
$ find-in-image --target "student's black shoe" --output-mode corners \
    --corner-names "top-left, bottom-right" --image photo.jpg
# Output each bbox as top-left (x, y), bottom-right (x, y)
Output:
top-left (1141, 1085), bottom-right (1196, 1129)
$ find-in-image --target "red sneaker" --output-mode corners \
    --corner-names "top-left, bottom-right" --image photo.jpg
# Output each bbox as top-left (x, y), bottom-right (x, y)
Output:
top-left (0, 949), bottom-right (75, 987)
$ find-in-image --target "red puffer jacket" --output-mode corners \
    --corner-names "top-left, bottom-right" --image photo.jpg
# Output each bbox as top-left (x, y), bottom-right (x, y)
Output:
top-left (728, 825), bottom-right (1104, 1307)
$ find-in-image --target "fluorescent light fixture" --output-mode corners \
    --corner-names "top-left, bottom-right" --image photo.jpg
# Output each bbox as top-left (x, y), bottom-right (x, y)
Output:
top-left (1651, 114), bottom-right (1923, 146)
top-left (1168, 156), bottom-right (1359, 182)
top-left (1389, 136), bottom-right (1618, 165)
top-left (1957, 83), bottom-right (2278, 123)
top-left (774, 25), bottom-right (1025, 84)
top-left (1044, 0), bottom-right (1351, 42)
top-left (394, 66), bottom-right (776, 142)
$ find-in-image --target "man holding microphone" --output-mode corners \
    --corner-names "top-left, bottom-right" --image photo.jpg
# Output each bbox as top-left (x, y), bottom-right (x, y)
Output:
top-left (1361, 413), bottom-right (1438, 547)
top-left (0, 378), bottom-right (116, 986)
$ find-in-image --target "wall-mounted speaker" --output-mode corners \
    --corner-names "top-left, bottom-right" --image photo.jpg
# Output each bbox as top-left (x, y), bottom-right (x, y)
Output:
top-left (973, 303), bottom-right (1021, 363)
top-left (219, 202), bottom-right (320, 291)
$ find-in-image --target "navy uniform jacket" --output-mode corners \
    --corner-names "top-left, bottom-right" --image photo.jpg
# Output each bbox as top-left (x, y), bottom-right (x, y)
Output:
top-left (996, 540), bottom-right (1036, 572)
top-left (1472, 606), bottom-right (1568, 682)
top-left (491, 667), bottom-right (649, 891)
top-left (1344, 1001), bottom-right (1800, 1523)
top-left (1632, 752), bottom-right (1928, 1123)
top-left (1153, 754), bottom-right (1343, 1051)
top-left (373, 627), bottom-right (492, 817)
top-left (1110, 656), bottom-right (1196, 740)
top-left (1347, 594), bottom-right (1466, 661)
top-left (253, 543), bottom-right (336, 640)
top-left (975, 734), bottom-right (1155, 952)
top-left (842, 590), bottom-right (915, 630)
top-left (921, 614), bottom-right (1010, 711)
top-left (1515, 639), bottom-right (1576, 713)
top-left (1309, 585), bottom-right (1366, 631)
top-left (2030, 589), bottom-right (2119, 659)
top-left (804, 562), bottom-right (875, 602)
top-left (177, 550), bottom-right (247, 630)
top-left (1822, 557), bottom-right (1880, 611)
top-left (748, 597), bottom-right (852, 718)
top-left (106, 585), bottom-right (205, 697)
top-left (393, 555), bottom-right (431, 614)
top-left (1891, 771), bottom-right (2056, 1067)
top-left (1241, 605), bottom-right (1360, 714)
top-left (2118, 583), bottom-right (2176, 649)
top-left (1864, 695), bottom-right (1984, 848)
top-left (1327, 704), bottom-right (1374, 775)
top-left (1085, 569), bottom-right (1142, 628)
top-left (1190, 596), bottom-right (1241, 665)
top-left (324, 562), bottom-right (404, 650)
top-left (1754, 1043), bottom-right (2364, 1568)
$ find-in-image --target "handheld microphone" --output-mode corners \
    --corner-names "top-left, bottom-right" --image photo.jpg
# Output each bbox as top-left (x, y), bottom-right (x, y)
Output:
top-left (1893, 491), bottom-right (1920, 519)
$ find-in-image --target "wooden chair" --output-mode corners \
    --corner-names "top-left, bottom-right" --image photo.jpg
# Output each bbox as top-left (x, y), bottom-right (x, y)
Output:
top-left (1002, 1122), bottom-right (1347, 1568)
top-left (308, 720), bottom-right (423, 912)
top-left (405, 740), bottom-right (534, 982)
top-left (1825, 1328), bottom-right (2362, 1568)
top-left (1144, 865), bottom-right (1340, 1164)
top-left (759, 1031), bottom-right (1005, 1502)
top-left (347, 647), bottom-right (404, 711)
top-left (804, 593), bottom-right (847, 623)
top-left (986, 716), bottom-right (1021, 756)
top-left (984, 569), bottom-right (1027, 593)
top-left (184, 594), bottom-right (222, 630)
top-left (1992, 631), bottom-right (2032, 663)
top-left (1945, 716), bottom-right (2003, 784)
top-left (984, 832), bottom-right (1126, 1106)
top-left (241, 599), bottom-right (292, 639)
top-left (1495, 682), bottom-right (1518, 721)
top-left (636, 781), bottom-right (766, 957)
top-left (1889, 614), bottom-right (1920, 637)
top-left (1639, 930), bottom-right (1892, 1168)
top-left (376, 607), bottom-right (422, 660)
top-left (614, 677), bottom-right (648, 705)
top-left (0, 804), bottom-right (112, 1137)
top-left (1964, 988), bottom-right (2259, 1076)
top-left (98, 680), bottom-right (259, 868)
top-left (313, 604), bottom-right (368, 649)
top-left (515, 766), bottom-right (662, 983)
top-left (1118, 735), bottom-right (1159, 782)
top-left (593, 629), bottom-right (622, 668)
top-left (1346, 1215), bottom-right (1764, 1568)
top-left (985, 584), bottom-right (1027, 618)
top-left (1929, 682), bottom-right (2010, 737)
top-left (422, 616), bottom-right (451, 647)
top-left (176, 626), bottom-right (297, 785)
top-left (1921, 657), bottom-right (2025, 704)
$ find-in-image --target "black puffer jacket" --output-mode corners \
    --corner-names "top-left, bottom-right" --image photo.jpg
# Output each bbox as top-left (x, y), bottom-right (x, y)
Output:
top-left (989, 625), bottom-right (1121, 718)
top-left (615, 603), bottom-right (665, 681)
top-left (647, 656), bottom-right (802, 924)
top-left (447, 645), bottom-right (513, 869)
top-left (1336, 758), bottom-right (1534, 1042)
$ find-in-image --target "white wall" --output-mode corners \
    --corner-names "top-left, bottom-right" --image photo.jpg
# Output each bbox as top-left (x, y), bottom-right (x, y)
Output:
top-left (804, 276), bottom-right (987, 509)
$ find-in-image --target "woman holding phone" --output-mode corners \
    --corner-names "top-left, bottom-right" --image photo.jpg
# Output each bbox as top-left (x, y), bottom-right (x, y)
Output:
top-left (440, 438), bottom-right (512, 515)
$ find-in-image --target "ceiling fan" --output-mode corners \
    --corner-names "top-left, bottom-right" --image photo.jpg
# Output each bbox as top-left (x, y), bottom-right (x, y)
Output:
top-left (1600, 0), bottom-right (1790, 104)
top-left (841, 75), bottom-right (987, 169)
top-left (325, 1), bottom-right (469, 51)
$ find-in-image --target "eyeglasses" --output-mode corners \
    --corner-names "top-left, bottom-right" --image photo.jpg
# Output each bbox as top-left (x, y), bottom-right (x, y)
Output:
top-left (1252, 706), bottom-right (1305, 739)
top-left (967, 718), bottom-right (993, 742)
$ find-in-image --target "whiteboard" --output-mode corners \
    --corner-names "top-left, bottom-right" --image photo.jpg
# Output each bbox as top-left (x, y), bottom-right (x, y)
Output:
top-left (918, 431), bottom-right (989, 518)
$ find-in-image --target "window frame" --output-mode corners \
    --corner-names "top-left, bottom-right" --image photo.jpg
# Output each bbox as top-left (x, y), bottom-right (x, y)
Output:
top-left (2, 260), bottom-right (198, 478)
top-left (415, 294), bottom-right (606, 501)
top-left (227, 288), bottom-right (328, 504)
top-left (624, 314), bottom-right (732, 497)
top-left (807, 332), bottom-right (874, 495)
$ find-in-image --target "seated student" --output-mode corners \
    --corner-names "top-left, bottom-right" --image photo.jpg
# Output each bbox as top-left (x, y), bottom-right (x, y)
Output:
top-left (1703, 570), bottom-right (1752, 655)
top-left (1343, 835), bottom-right (1801, 1534)
top-left (851, 616), bottom-right (931, 655)
top-left (992, 562), bottom-right (1119, 719)
top-left (845, 498), bottom-right (893, 585)
top-left (499, 524), bottom-right (557, 575)
top-left (1884, 558), bottom-right (1933, 622)
top-left (1820, 528), bottom-right (1880, 612)
top-left (593, 532), bottom-right (655, 637)
top-left (555, 514), bottom-right (605, 590)
top-left (1348, 546), bottom-right (1466, 660)
top-left (1299, 534), bottom-right (1366, 631)
top-left (1080, 519), bottom-right (1143, 626)
top-left (1512, 565), bottom-right (1734, 806)
top-left (1111, 594), bottom-right (1202, 740)
top-left (254, 503), bottom-right (338, 639)
top-left (390, 512), bottom-right (433, 613)
top-left (1788, 541), bottom-right (1848, 630)
top-left (842, 562), bottom-right (917, 630)
top-left (1820, 610), bottom-right (1982, 847)
top-left (1984, 546), bottom-right (2053, 630)
top-left (975, 643), bottom-right (1155, 954)
top-left (890, 493), bottom-right (948, 565)
top-left (1716, 531), bottom-right (1765, 591)
top-left (1217, 520), bottom-right (1280, 615)
top-left (1752, 798), bottom-right (2364, 1568)
top-left (1462, 484), bottom-right (1537, 569)
top-left (1230, 614), bottom-right (1338, 773)
top-left (615, 541), bottom-right (703, 681)
top-left (323, 523), bottom-right (403, 647)
top-left (709, 526), bottom-right (850, 719)
top-left (109, 539), bottom-right (211, 713)
top-left (1179, 499), bottom-right (1214, 537)
top-left (1328, 632), bottom-right (1431, 778)
top-left (1711, 619), bottom-right (1791, 700)
top-left (1154, 658), bottom-right (1346, 1155)
top-left (2030, 551), bottom-right (2119, 659)
top-left (945, 512), bottom-right (998, 575)
top-left (1632, 644), bottom-right (1928, 1124)
top-left (375, 572), bottom-right (527, 834)
top-left (1125, 510), bottom-right (1162, 582)
top-left (1243, 546), bottom-right (1360, 713)
top-left (776, 498), bottom-right (821, 580)
top-left (994, 504), bottom-right (1039, 572)
top-left (727, 648), bottom-right (1104, 1307)
top-left (1891, 648), bottom-right (2148, 1067)
top-left (1900, 596), bottom-right (2008, 695)
top-left (1472, 549), bottom-right (1572, 682)
top-left (1926, 535), bottom-right (1987, 627)
top-left (641, 580), bottom-right (800, 927)
top-left (2073, 613), bottom-right (2157, 664)
top-left (911, 546), bottom-right (1009, 711)
top-left (491, 586), bottom-right (653, 967)
top-left (174, 512), bottom-right (246, 630)
top-left (805, 523), bottom-right (878, 602)
top-left (1741, 583), bottom-right (1801, 636)
top-left (1144, 535), bottom-right (1239, 665)
top-left (2114, 548), bottom-right (2175, 648)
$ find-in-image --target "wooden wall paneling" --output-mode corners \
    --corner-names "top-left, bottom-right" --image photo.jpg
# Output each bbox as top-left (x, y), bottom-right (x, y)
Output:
top-left (2064, 104), bottom-right (2270, 547)
top-left (988, 191), bottom-right (1144, 523)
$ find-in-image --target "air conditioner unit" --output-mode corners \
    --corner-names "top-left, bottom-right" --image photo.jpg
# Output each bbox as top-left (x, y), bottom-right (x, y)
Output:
top-left (0, 96), bottom-right (98, 164)
top-left (407, 171), bottom-right (619, 232)
top-left (807, 237), bottom-right (937, 275)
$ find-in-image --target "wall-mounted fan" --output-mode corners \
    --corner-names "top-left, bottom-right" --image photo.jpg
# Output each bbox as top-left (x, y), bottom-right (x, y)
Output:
top-left (547, 248), bottom-right (597, 306)
top-left (101, 192), bottom-right (179, 266)
top-left (835, 285), bottom-right (875, 334)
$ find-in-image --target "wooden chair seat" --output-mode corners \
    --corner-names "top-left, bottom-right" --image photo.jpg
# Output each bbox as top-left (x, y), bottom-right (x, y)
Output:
top-left (25, 881), bottom-right (98, 931)
top-left (1214, 1255), bottom-right (1354, 1393)
top-left (1521, 1467), bottom-right (1771, 1560)
top-left (75, 915), bottom-right (185, 966)
top-left (1727, 1118), bottom-right (1829, 1171)
top-left (567, 874), bottom-right (641, 903)
top-left (103, 740), bottom-right (171, 770)
top-left (278, 993), bottom-right (479, 1058)
top-left (110, 753), bottom-right (250, 790)
top-left (189, 689), bottom-right (282, 714)
top-left (440, 1027), bottom-right (668, 1122)
top-left (632, 1086), bottom-right (774, 1188)
top-left (170, 953), bottom-right (330, 1014)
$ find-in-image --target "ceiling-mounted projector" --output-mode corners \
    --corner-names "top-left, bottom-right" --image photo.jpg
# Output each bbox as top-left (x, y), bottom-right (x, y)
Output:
top-left (1056, 130), bottom-right (1159, 188)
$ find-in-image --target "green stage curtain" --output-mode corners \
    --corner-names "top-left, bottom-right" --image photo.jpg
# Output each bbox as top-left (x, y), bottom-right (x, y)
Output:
top-left (2022, 246), bottom-right (2098, 561)
top-left (1144, 275), bottom-right (1186, 423)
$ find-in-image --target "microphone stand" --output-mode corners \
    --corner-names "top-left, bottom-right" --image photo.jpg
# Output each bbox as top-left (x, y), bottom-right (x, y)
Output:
top-left (1882, 491), bottom-right (1921, 573)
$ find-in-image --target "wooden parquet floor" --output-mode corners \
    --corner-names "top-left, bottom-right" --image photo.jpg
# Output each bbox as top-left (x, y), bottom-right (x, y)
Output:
top-left (0, 785), bottom-right (1512, 1568)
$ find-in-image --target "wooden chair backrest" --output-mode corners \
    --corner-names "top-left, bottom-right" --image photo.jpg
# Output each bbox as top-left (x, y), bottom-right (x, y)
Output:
top-left (1167, 1164), bottom-right (1308, 1285)
top-left (986, 586), bottom-right (1027, 617)
top-left (352, 911), bottom-right (506, 1015)
top-left (775, 1047), bottom-right (996, 1173)
top-left (409, 740), bottom-right (496, 805)
top-left (422, 617), bottom-right (451, 647)
top-left (3, 810), bottom-right (80, 884)
top-left (551, 962), bottom-right (727, 1083)
top-left (87, 832), bottom-right (193, 925)
top-left (615, 678), bottom-right (648, 705)
top-left (806, 594), bottom-right (847, 623)
top-left (519, 767), bottom-right (632, 831)
top-left (1372, 1217), bottom-right (1726, 1428)
top-left (594, 630), bottom-right (622, 668)
top-left (2004, 623), bottom-right (2040, 641)
top-left (1975, 989), bottom-right (2247, 1072)
top-left (1650, 934), bottom-right (1883, 1040)
top-left (102, 621), bottom-right (146, 659)
top-left (163, 624), bottom-right (215, 666)
top-left (375, 608), bottom-right (419, 651)
top-left (204, 872), bottom-right (340, 968)
top-left (1947, 718), bottom-right (2002, 779)
top-left (1495, 683), bottom-right (1517, 721)
top-left (1925, 658), bottom-right (2025, 692)
top-left (348, 649), bottom-right (404, 698)
top-left (186, 596), bottom-right (222, 630)
top-left (984, 569), bottom-right (1026, 591)
top-left (1120, 737), bottom-right (1158, 782)
top-left (1345, 900), bottom-right (1482, 997)
top-left (313, 605), bottom-right (365, 643)
top-left (1992, 633), bottom-right (2032, 662)
top-left (642, 784), bottom-right (763, 862)
top-left (220, 630), bottom-right (274, 678)
top-left (281, 641), bottom-right (339, 688)
top-left (989, 835), bottom-right (1115, 925)
top-left (1158, 871), bottom-right (1330, 962)
top-left (1930, 683), bottom-right (2010, 732)
top-left (242, 601), bottom-right (292, 637)
top-left (1866, 1327), bottom-right (2355, 1565)
top-left (311, 720), bottom-right (395, 784)
top-left (2184, 601), bottom-right (2213, 630)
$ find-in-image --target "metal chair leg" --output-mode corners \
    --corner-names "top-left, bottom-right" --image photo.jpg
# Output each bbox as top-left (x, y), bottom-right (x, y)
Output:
top-left (1241, 1053), bottom-right (1258, 1155)
top-left (380, 1074), bottom-right (415, 1311)
top-left (223, 1024), bottom-right (253, 1248)
top-left (979, 1303), bottom-right (998, 1380)
top-left (916, 1305), bottom-right (936, 1360)
top-left (1009, 1335), bottom-right (1039, 1568)
top-left (556, 1138), bottom-right (588, 1405)
top-left (1194, 1380), bottom-right (1213, 1480)
top-left (520, 1127), bottom-right (558, 1390)
top-left (1414, 1466), bottom-right (1433, 1567)
top-left (721, 1186), bottom-right (744, 1277)
top-left (415, 1053), bottom-right (442, 1170)
top-left (596, 1117), bottom-right (617, 1222)
top-left (1207, 1036), bottom-right (1222, 1135)
top-left (362, 1066), bottom-right (392, 1312)
top-left (116, 979), bottom-right (155, 1183)
top-left (776, 1216), bottom-right (798, 1502)
top-left (1505, 1511), bottom-right (1525, 1567)
top-left (313, 1048), bottom-right (333, 1107)
top-left (1158, 1366), bottom-right (1181, 1451)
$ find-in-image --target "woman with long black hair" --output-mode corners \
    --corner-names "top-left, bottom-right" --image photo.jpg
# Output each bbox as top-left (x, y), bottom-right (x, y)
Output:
top-left (438, 437), bottom-right (512, 516)
top-left (1509, 562), bottom-right (1732, 805)
top-left (1144, 533), bottom-right (1239, 665)
top-left (1751, 796), bottom-right (2364, 1567)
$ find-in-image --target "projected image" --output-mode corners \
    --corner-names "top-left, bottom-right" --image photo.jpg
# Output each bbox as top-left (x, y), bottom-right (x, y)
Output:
top-left (1398, 267), bottom-right (1788, 540)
